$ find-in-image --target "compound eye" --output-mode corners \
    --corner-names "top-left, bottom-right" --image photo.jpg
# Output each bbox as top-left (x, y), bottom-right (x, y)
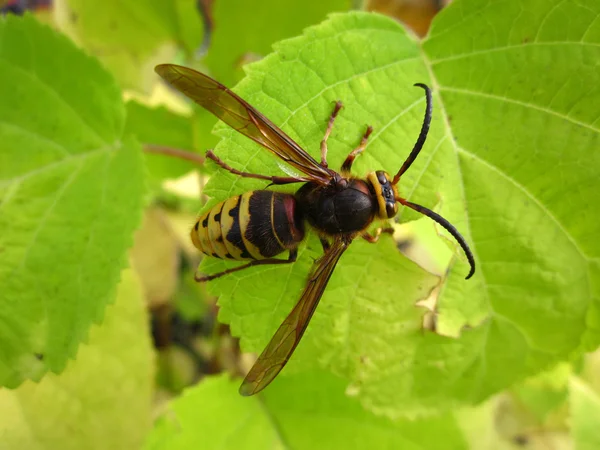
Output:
top-left (386, 202), bottom-right (397, 218)
top-left (377, 171), bottom-right (387, 185)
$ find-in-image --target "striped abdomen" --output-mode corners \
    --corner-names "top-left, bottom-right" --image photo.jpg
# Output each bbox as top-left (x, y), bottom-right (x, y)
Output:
top-left (191, 190), bottom-right (305, 260)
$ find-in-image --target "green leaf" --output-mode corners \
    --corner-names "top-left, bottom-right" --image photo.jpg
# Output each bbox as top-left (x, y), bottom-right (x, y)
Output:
top-left (0, 268), bottom-right (154, 450)
top-left (146, 372), bottom-right (469, 450)
top-left (55, 0), bottom-right (199, 89)
top-left (204, 0), bottom-right (351, 86)
top-left (146, 375), bottom-right (284, 450)
top-left (419, 0), bottom-right (600, 409)
top-left (570, 376), bottom-right (600, 450)
top-left (423, 0), bottom-right (600, 332)
top-left (197, 0), bottom-right (600, 417)
top-left (0, 15), bottom-right (145, 387)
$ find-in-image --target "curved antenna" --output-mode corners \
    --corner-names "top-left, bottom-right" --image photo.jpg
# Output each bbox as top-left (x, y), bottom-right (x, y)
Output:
top-left (392, 83), bottom-right (433, 185)
top-left (397, 197), bottom-right (475, 279)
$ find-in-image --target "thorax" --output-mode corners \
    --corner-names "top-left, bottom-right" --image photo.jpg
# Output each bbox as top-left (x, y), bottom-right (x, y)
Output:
top-left (295, 179), bottom-right (376, 235)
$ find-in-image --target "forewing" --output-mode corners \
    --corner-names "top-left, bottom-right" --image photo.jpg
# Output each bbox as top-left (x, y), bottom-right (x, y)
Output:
top-left (155, 64), bottom-right (334, 184)
top-left (239, 237), bottom-right (351, 396)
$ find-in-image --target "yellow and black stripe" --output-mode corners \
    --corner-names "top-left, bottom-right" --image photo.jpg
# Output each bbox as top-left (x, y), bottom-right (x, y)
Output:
top-left (190, 190), bottom-right (305, 261)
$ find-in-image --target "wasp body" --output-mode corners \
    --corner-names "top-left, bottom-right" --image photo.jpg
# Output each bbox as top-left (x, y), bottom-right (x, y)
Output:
top-left (191, 191), bottom-right (304, 261)
top-left (155, 64), bottom-right (476, 396)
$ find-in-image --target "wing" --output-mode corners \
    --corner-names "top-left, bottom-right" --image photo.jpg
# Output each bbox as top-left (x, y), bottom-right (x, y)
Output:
top-left (239, 236), bottom-right (351, 396)
top-left (155, 64), bottom-right (335, 185)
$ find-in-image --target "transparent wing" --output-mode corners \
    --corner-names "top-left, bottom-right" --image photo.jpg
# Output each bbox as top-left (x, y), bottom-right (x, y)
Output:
top-left (155, 64), bottom-right (334, 185)
top-left (239, 237), bottom-right (351, 396)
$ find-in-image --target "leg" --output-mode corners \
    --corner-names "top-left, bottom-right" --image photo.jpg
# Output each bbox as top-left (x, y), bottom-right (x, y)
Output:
top-left (319, 237), bottom-right (330, 252)
top-left (206, 150), bottom-right (309, 185)
top-left (342, 126), bottom-right (373, 173)
top-left (320, 101), bottom-right (343, 168)
top-left (362, 227), bottom-right (394, 243)
top-left (195, 249), bottom-right (298, 282)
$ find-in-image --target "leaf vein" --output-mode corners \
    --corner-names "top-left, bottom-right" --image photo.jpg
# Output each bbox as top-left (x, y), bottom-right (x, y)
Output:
top-left (441, 86), bottom-right (600, 134)
top-left (430, 41), bottom-right (600, 65)
top-left (455, 145), bottom-right (589, 261)
top-left (0, 120), bottom-right (70, 157)
top-left (0, 146), bottom-right (114, 187)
